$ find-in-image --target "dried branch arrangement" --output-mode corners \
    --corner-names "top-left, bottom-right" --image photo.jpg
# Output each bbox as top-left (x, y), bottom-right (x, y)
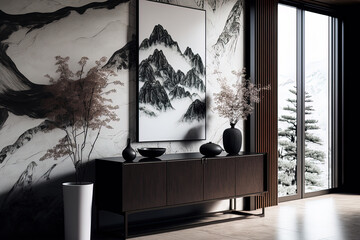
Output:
top-left (213, 68), bottom-right (270, 125)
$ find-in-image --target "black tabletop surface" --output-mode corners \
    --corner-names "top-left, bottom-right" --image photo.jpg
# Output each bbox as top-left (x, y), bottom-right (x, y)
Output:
top-left (96, 151), bottom-right (264, 164)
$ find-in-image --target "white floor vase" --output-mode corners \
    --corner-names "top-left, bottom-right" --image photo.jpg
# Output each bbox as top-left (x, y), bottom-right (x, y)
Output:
top-left (63, 182), bottom-right (93, 240)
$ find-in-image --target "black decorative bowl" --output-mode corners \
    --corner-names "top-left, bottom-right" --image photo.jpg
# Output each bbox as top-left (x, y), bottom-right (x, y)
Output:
top-left (137, 148), bottom-right (166, 158)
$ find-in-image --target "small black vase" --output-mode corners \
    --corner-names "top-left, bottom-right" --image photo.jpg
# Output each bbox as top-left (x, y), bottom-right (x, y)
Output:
top-left (122, 138), bottom-right (136, 161)
top-left (223, 123), bottom-right (242, 155)
top-left (199, 142), bottom-right (223, 157)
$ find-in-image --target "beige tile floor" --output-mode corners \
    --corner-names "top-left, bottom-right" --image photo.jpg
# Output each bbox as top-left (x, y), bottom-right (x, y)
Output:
top-left (125, 193), bottom-right (360, 240)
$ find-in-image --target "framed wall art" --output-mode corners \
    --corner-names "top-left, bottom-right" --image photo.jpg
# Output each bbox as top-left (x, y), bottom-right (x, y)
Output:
top-left (137, 0), bottom-right (206, 142)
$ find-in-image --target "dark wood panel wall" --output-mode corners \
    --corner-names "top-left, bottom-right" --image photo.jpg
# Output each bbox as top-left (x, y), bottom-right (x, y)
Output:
top-left (341, 4), bottom-right (360, 193)
top-left (250, 0), bottom-right (279, 208)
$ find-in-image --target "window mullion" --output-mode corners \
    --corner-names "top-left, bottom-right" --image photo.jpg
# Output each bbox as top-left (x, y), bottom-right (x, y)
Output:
top-left (296, 8), bottom-right (305, 199)
top-left (331, 17), bottom-right (339, 189)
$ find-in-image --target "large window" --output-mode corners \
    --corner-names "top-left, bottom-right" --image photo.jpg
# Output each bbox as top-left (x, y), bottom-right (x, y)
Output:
top-left (278, 4), bottom-right (338, 199)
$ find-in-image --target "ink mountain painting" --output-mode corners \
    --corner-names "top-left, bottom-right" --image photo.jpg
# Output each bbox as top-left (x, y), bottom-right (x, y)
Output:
top-left (138, 1), bottom-right (206, 142)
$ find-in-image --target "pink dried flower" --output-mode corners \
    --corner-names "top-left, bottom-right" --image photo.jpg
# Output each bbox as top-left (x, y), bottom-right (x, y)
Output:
top-left (213, 67), bottom-right (270, 125)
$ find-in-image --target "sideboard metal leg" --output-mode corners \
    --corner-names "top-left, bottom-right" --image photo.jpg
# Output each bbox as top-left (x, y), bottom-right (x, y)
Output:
top-left (261, 193), bottom-right (265, 217)
top-left (124, 212), bottom-right (128, 239)
top-left (262, 206), bottom-right (265, 217)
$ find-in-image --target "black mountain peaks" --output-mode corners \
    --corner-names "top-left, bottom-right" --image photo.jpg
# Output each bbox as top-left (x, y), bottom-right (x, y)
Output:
top-left (139, 80), bottom-right (173, 111)
top-left (191, 54), bottom-right (205, 75)
top-left (184, 47), bottom-right (195, 60)
top-left (140, 24), bottom-right (181, 53)
top-left (138, 24), bottom-right (205, 121)
top-left (103, 37), bottom-right (136, 71)
top-left (169, 85), bottom-right (190, 100)
top-left (184, 47), bottom-right (205, 75)
top-left (181, 68), bottom-right (205, 92)
top-left (139, 25), bottom-right (205, 76)
top-left (183, 99), bottom-right (205, 122)
top-left (148, 49), bottom-right (170, 70)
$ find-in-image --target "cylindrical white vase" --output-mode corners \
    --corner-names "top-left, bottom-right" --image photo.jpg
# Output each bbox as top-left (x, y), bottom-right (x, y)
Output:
top-left (63, 182), bottom-right (93, 240)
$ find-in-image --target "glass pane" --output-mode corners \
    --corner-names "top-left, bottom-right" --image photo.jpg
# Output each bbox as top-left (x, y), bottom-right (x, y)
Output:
top-left (304, 11), bottom-right (331, 193)
top-left (278, 4), bottom-right (298, 197)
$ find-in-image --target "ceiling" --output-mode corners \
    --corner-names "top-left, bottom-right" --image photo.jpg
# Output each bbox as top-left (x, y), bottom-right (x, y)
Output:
top-left (311, 0), bottom-right (360, 5)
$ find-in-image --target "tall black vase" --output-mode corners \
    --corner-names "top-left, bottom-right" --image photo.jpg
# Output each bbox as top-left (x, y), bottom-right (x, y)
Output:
top-left (122, 138), bottom-right (136, 161)
top-left (223, 123), bottom-right (242, 155)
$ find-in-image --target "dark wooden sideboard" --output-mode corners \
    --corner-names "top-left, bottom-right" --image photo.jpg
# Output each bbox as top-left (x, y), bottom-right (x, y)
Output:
top-left (95, 152), bottom-right (268, 238)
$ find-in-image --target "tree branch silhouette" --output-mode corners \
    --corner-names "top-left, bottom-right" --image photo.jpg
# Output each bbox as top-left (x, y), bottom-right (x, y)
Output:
top-left (40, 56), bottom-right (122, 183)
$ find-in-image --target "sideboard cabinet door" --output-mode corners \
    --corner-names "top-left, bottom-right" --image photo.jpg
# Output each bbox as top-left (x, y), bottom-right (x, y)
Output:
top-left (123, 162), bottom-right (166, 211)
top-left (236, 155), bottom-right (264, 196)
top-left (167, 160), bottom-right (203, 205)
top-left (204, 158), bottom-right (236, 200)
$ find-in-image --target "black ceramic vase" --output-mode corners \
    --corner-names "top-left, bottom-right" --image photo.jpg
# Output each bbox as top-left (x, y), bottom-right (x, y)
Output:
top-left (199, 142), bottom-right (223, 157)
top-left (122, 138), bottom-right (136, 161)
top-left (223, 123), bottom-right (242, 155)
